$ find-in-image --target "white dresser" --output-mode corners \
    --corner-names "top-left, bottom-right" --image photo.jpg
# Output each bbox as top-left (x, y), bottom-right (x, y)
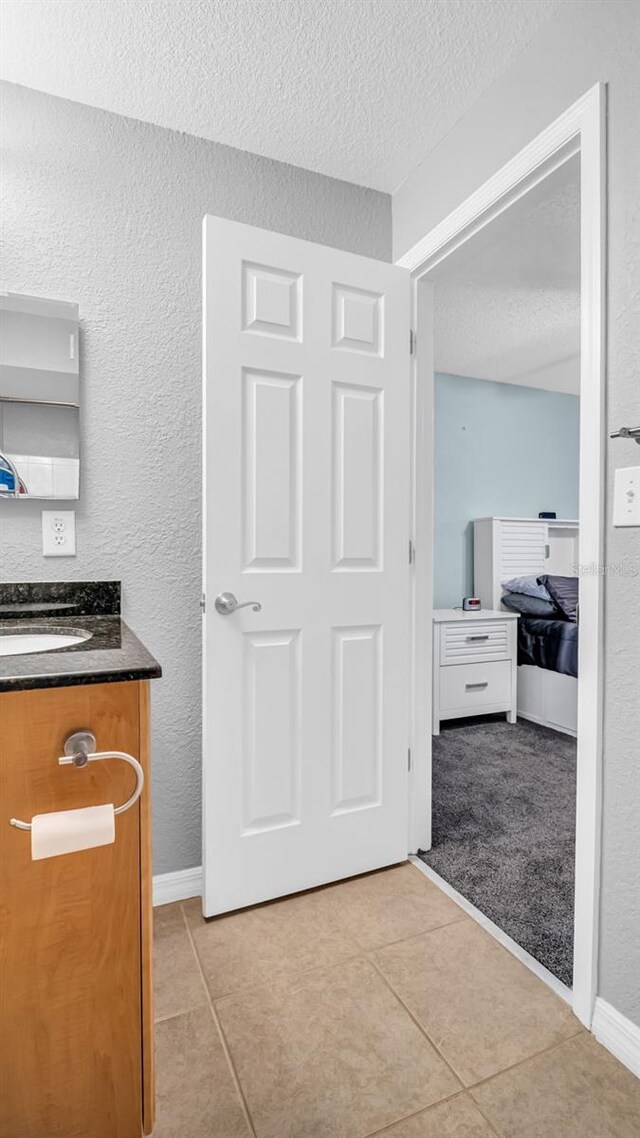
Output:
top-left (432, 609), bottom-right (520, 735)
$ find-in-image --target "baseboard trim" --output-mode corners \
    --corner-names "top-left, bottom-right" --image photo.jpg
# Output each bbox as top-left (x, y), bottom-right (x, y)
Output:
top-left (592, 997), bottom-right (640, 1078)
top-left (517, 710), bottom-right (577, 738)
top-left (153, 866), bottom-right (203, 907)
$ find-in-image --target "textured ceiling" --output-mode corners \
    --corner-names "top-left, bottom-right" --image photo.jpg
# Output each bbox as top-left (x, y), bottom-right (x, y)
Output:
top-left (433, 156), bottom-right (581, 394)
top-left (0, 0), bottom-right (566, 192)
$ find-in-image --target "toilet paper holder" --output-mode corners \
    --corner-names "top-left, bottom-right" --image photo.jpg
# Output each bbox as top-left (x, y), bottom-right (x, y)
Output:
top-left (9, 730), bottom-right (144, 832)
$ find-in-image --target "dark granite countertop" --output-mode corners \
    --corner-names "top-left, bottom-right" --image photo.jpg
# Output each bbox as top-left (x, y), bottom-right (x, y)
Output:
top-left (0, 582), bottom-right (161, 693)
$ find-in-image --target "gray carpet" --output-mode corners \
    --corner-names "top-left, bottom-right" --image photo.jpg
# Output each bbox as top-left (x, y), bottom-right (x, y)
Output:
top-left (418, 715), bottom-right (576, 986)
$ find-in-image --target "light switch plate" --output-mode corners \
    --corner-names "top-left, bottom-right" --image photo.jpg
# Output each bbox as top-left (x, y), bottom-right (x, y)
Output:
top-left (42, 509), bottom-right (76, 556)
top-left (613, 466), bottom-right (640, 527)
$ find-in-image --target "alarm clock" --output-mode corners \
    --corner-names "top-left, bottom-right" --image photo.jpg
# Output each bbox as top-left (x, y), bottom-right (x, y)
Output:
top-left (462, 597), bottom-right (482, 611)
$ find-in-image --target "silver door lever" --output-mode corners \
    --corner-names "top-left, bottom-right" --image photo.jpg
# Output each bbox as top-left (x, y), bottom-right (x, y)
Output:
top-left (214, 592), bottom-right (262, 616)
top-left (610, 425), bottom-right (640, 444)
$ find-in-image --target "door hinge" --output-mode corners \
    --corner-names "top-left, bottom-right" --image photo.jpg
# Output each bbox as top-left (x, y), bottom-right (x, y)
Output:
top-left (409, 328), bottom-right (417, 355)
top-left (200, 592), bottom-right (206, 613)
top-left (407, 748), bottom-right (412, 771)
top-left (409, 538), bottom-right (415, 565)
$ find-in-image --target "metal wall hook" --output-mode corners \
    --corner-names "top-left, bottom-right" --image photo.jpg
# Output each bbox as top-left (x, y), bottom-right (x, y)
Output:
top-left (610, 426), bottom-right (640, 444)
top-left (9, 730), bottom-right (144, 831)
top-left (64, 729), bottom-right (96, 767)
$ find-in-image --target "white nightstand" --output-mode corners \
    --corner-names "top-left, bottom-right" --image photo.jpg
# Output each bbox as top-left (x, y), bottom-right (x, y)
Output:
top-left (432, 609), bottom-right (520, 735)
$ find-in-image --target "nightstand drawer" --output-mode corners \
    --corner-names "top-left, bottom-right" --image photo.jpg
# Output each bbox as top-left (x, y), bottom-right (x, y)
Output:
top-left (441, 621), bottom-right (510, 665)
top-left (440, 660), bottom-right (511, 712)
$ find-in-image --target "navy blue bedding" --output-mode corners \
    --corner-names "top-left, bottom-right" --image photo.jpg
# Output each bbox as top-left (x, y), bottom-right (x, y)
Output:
top-left (517, 616), bottom-right (578, 679)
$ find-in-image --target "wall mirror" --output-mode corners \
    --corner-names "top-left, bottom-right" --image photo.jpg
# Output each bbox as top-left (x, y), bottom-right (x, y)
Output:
top-left (0, 291), bottom-right (80, 499)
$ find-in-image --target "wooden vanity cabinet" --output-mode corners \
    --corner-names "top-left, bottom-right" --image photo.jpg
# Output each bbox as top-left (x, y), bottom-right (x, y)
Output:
top-left (0, 680), bottom-right (154, 1138)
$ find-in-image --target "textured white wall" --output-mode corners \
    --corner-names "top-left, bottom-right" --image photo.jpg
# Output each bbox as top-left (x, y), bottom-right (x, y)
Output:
top-left (0, 81), bottom-right (391, 874)
top-left (394, 0), bottom-right (640, 1027)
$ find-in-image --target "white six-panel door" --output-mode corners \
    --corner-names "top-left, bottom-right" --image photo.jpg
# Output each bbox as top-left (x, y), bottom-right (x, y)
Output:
top-left (203, 216), bottom-right (410, 915)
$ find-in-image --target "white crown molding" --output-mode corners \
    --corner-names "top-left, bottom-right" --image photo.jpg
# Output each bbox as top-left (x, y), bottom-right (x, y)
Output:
top-left (153, 865), bottom-right (202, 907)
top-left (592, 998), bottom-right (640, 1079)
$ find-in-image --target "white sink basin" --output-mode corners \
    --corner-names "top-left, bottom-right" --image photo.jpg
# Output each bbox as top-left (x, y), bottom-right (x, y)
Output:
top-left (0, 630), bottom-right (93, 657)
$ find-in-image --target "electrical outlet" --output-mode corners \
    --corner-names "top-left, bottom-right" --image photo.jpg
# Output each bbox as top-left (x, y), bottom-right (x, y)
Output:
top-left (42, 510), bottom-right (76, 556)
top-left (613, 467), bottom-right (640, 527)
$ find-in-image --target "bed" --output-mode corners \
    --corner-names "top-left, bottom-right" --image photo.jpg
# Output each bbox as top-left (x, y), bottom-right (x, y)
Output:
top-left (474, 517), bottom-right (579, 736)
top-left (517, 615), bottom-right (578, 679)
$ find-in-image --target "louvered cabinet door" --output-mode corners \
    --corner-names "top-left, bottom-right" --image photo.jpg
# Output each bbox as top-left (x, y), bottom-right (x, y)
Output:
top-left (498, 520), bottom-right (548, 584)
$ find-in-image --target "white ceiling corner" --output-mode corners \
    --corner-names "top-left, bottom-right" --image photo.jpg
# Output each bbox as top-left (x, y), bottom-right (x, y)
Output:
top-left (0, 0), bottom-right (568, 193)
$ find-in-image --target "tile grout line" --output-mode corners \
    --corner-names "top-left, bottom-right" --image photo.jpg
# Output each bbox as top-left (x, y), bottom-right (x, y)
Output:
top-left (464, 1098), bottom-right (504, 1138)
top-left (200, 949), bottom-right (366, 1004)
top-left (366, 953), bottom-right (468, 1088)
top-left (179, 904), bottom-right (258, 1138)
top-left (154, 1004), bottom-right (208, 1026)
top-left (367, 950), bottom-right (584, 1100)
top-left (466, 1026), bottom-right (587, 1096)
top-left (352, 911), bottom-right (469, 954)
top-left (321, 883), bottom-right (469, 950)
top-left (361, 1088), bottom-right (502, 1138)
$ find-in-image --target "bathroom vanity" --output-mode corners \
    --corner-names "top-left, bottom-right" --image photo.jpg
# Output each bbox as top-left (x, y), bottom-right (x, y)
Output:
top-left (0, 583), bottom-right (161, 1138)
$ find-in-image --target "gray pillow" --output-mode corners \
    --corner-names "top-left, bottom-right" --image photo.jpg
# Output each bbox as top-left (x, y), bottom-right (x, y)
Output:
top-left (501, 591), bottom-right (560, 618)
top-left (501, 575), bottom-right (552, 601)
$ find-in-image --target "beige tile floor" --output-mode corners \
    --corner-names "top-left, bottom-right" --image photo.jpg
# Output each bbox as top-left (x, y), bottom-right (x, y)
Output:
top-left (151, 863), bottom-right (640, 1138)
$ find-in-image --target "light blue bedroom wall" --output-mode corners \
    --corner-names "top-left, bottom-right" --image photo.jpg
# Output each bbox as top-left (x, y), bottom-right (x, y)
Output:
top-left (434, 373), bottom-right (580, 608)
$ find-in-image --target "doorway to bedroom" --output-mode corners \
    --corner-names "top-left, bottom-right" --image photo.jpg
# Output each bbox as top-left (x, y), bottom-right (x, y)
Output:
top-left (417, 154), bottom-right (582, 993)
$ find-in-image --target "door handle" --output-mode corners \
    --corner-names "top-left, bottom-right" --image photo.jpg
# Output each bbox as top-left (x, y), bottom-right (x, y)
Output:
top-left (214, 592), bottom-right (262, 616)
top-left (610, 425), bottom-right (640, 444)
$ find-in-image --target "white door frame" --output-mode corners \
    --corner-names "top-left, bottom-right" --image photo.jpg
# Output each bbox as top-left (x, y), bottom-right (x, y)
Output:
top-left (399, 83), bottom-right (606, 1029)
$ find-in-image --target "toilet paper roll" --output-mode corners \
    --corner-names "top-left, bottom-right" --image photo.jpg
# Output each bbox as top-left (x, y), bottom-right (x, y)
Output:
top-left (31, 804), bottom-right (116, 861)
